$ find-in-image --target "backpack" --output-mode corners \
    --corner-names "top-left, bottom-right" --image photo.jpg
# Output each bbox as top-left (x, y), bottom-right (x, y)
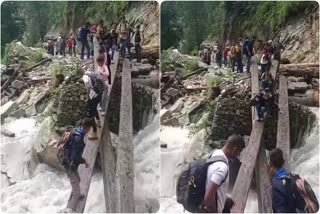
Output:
top-left (176, 155), bottom-right (228, 213)
top-left (290, 174), bottom-right (319, 213)
top-left (88, 73), bottom-right (104, 96)
top-left (56, 126), bottom-right (81, 168)
top-left (78, 27), bottom-right (88, 41)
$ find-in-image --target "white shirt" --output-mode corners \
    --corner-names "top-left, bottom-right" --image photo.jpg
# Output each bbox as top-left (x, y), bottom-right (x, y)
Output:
top-left (205, 149), bottom-right (229, 213)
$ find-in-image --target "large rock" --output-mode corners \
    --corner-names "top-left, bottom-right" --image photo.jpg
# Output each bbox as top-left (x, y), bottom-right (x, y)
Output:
top-left (160, 109), bottom-right (172, 123)
top-left (11, 80), bottom-right (25, 89)
top-left (1, 128), bottom-right (15, 137)
top-left (0, 101), bottom-right (18, 122)
top-left (169, 98), bottom-right (184, 113)
top-left (15, 89), bottom-right (30, 105)
top-left (33, 117), bottom-right (63, 170)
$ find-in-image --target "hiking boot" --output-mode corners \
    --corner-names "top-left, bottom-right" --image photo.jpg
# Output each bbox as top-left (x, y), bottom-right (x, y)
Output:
top-left (88, 132), bottom-right (98, 140)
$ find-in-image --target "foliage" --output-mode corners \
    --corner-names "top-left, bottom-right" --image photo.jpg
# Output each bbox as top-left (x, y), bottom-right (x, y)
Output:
top-left (32, 49), bottom-right (44, 63)
top-left (207, 75), bottom-right (223, 87)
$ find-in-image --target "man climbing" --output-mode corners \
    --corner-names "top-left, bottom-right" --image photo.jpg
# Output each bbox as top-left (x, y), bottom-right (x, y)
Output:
top-left (63, 118), bottom-right (90, 213)
top-left (78, 22), bottom-right (91, 60)
top-left (81, 67), bottom-right (104, 139)
top-left (134, 24), bottom-right (144, 63)
top-left (267, 148), bottom-right (305, 213)
top-left (250, 87), bottom-right (279, 121)
top-left (201, 134), bottom-right (245, 213)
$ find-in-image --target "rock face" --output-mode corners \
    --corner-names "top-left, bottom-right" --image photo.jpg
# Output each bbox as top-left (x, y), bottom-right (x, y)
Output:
top-left (280, 10), bottom-right (319, 63)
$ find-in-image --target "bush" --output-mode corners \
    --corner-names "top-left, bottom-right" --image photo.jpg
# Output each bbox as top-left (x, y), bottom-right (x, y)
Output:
top-left (207, 75), bottom-right (223, 87)
top-left (32, 49), bottom-right (43, 62)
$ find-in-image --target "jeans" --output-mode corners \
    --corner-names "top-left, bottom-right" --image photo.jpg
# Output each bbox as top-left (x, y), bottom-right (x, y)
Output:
top-left (256, 104), bottom-right (265, 119)
top-left (246, 55), bottom-right (251, 73)
top-left (119, 38), bottom-right (130, 57)
top-left (66, 168), bottom-right (81, 211)
top-left (236, 58), bottom-right (243, 73)
top-left (111, 45), bottom-right (116, 61)
top-left (135, 43), bottom-right (142, 63)
top-left (68, 47), bottom-right (72, 56)
top-left (81, 40), bottom-right (90, 59)
top-left (86, 94), bottom-right (101, 132)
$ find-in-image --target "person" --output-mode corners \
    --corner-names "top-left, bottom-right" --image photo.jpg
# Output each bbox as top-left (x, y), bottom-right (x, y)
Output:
top-left (134, 24), bottom-right (144, 63)
top-left (273, 36), bottom-right (285, 62)
top-left (267, 148), bottom-right (305, 213)
top-left (110, 29), bottom-right (118, 63)
top-left (117, 17), bottom-right (131, 58)
top-left (102, 26), bottom-right (112, 53)
top-left (55, 37), bottom-right (61, 55)
top-left (250, 88), bottom-right (279, 121)
top-left (79, 22), bottom-right (91, 60)
top-left (230, 44), bottom-right (236, 72)
top-left (206, 48), bottom-right (212, 65)
top-left (223, 46), bottom-right (229, 67)
top-left (216, 47), bottom-right (223, 68)
top-left (72, 34), bottom-right (77, 57)
top-left (96, 53), bottom-right (110, 115)
top-left (47, 39), bottom-right (54, 55)
top-left (244, 36), bottom-right (256, 73)
top-left (64, 118), bottom-right (90, 213)
top-left (90, 24), bottom-right (97, 34)
top-left (234, 44), bottom-right (243, 73)
top-left (60, 35), bottom-right (66, 57)
top-left (89, 34), bottom-right (94, 57)
top-left (96, 20), bottom-right (105, 44)
top-left (260, 43), bottom-right (271, 77)
top-left (201, 134), bottom-right (246, 213)
top-left (82, 68), bottom-right (103, 139)
top-left (67, 36), bottom-right (73, 56)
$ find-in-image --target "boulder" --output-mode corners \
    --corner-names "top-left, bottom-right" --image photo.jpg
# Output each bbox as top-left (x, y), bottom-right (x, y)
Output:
top-left (0, 101), bottom-right (18, 122)
top-left (15, 89), bottom-right (30, 105)
top-left (33, 117), bottom-right (63, 170)
top-left (288, 82), bottom-right (311, 93)
top-left (11, 80), bottom-right (25, 89)
top-left (162, 116), bottom-right (179, 127)
top-left (1, 96), bottom-right (9, 106)
top-left (160, 109), bottom-right (172, 123)
top-left (169, 98), bottom-right (184, 113)
top-left (1, 128), bottom-right (15, 137)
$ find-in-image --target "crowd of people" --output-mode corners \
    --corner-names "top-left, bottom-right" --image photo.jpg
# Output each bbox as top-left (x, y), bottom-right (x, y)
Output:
top-left (200, 36), bottom-right (284, 74)
top-left (46, 17), bottom-right (144, 62)
top-left (52, 18), bottom-right (145, 213)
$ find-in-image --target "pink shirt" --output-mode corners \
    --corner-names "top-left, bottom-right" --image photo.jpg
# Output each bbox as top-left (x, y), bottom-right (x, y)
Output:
top-left (98, 64), bottom-right (110, 82)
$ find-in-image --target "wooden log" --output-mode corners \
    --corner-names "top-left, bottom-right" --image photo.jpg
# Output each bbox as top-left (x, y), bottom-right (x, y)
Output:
top-left (279, 64), bottom-right (319, 78)
top-left (276, 75), bottom-right (291, 171)
top-left (100, 51), bottom-right (121, 213)
top-left (116, 58), bottom-right (135, 212)
top-left (26, 58), bottom-right (52, 72)
top-left (181, 67), bottom-right (208, 80)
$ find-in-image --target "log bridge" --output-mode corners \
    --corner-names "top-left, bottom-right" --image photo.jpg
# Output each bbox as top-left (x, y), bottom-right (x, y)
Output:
top-left (66, 36), bottom-right (135, 212)
top-left (231, 56), bottom-right (291, 213)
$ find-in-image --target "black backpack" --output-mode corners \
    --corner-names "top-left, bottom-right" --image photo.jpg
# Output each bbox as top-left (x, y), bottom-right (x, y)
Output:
top-left (88, 73), bottom-right (105, 96)
top-left (176, 155), bottom-right (228, 213)
top-left (56, 126), bottom-right (81, 168)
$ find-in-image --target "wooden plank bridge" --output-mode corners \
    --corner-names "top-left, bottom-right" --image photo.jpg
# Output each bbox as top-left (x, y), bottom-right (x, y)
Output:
top-left (66, 37), bottom-right (135, 212)
top-left (231, 56), bottom-right (290, 212)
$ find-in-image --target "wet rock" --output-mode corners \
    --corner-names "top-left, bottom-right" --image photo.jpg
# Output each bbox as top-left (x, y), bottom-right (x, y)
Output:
top-left (169, 98), bottom-right (184, 113)
top-left (0, 101), bottom-right (18, 122)
top-left (1, 96), bottom-right (9, 106)
top-left (15, 89), bottom-right (30, 106)
top-left (162, 116), bottom-right (179, 127)
top-left (160, 109), bottom-right (172, 122)
top-left (1, 128), bottom-right (15, 137)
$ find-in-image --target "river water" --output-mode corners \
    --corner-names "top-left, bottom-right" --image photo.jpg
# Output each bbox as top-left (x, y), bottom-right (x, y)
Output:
top-left (160, 109), bottom-right (319, 213)
top-left (1, 115), bottom-right (159, 213)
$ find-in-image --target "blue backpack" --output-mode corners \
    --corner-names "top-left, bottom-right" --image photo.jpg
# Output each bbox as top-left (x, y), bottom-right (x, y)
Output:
top-left (77, 27), bottom-right (87, 41)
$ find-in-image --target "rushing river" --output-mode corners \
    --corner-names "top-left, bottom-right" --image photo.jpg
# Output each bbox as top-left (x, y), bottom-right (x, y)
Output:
top-left (1, 115), bottom-right (159, 213)
top-left (160, 109), bottom-right (319, 213)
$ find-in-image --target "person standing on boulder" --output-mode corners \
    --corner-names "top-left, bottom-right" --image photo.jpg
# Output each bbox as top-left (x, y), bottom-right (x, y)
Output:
top-left (134, 24), bottom-right (144, 63)
top-left (64, 118), bottom-right (90, 213)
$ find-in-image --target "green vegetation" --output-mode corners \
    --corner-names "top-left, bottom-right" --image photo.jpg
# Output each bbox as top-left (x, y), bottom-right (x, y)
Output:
top-left (161, 1), bottom-right (317, 53)
top-left (207, 75), bottom-right (223, 88)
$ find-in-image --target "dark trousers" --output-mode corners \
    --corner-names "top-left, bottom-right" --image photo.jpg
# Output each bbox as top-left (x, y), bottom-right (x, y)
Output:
top-left (236, 58), bottom-right (243, 73)
top-left (135, 43), bottom-right (142, 63)
top-left (66, 168), bottom-right (81, 211)
top-left (68, 47), bottom-right (72, 56)
top-left (246, 55), bottom-right (251, 73)
top-left (73, 47), bottom-right (76, 57)
top-left (86, 94), bottom-right (101, 132)
top-left (224, 56), bottom-right (227, 67)
top-left (217, 58), bottom-right (222, 67)
top-left (231, 58), bottom-right (235, 72)
top-left (81, 40), bottom-right (90, 59)
top-left (60, 47), bottom-right (66, 57)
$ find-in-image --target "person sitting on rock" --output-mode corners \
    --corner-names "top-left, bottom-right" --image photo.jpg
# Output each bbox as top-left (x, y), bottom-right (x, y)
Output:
top-left (64, 118), bottom-right (90, 213)
top-left (250, 88), bottom-right (279, 121)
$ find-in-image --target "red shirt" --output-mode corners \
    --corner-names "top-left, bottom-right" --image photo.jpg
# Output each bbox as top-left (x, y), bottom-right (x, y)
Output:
top-left (67, 38), bottom-right (73, 47)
